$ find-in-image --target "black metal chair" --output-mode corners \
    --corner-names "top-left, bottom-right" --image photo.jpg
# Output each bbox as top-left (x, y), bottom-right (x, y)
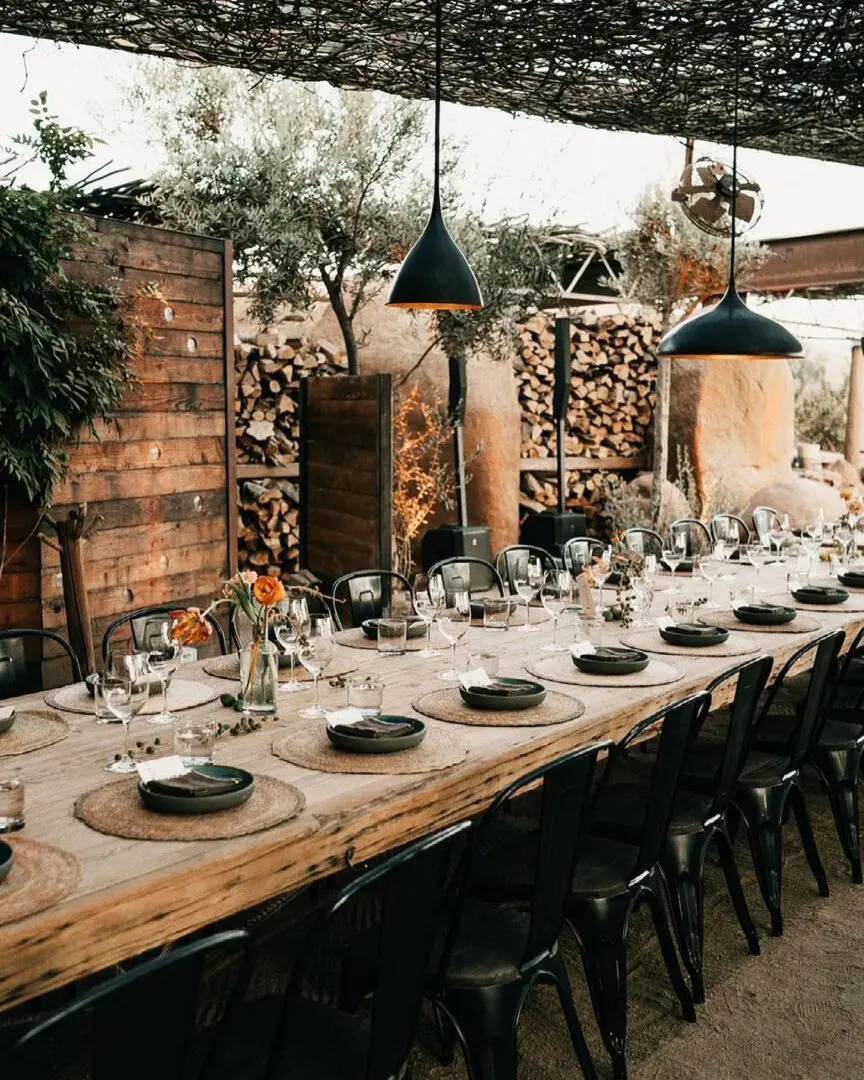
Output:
top-left (494, 544), bottom-right (557, 595)
top-left (0, 628), bottom-right (82, 698)
top-left (102, 605), bottom-right (229, 660)
top-left (668, 518), bottom-right (713, 556)
top-left (681, 631), bottom-right (843, 936)
top-left (564, 693), bottom-right (708, 1080)
top-left (593, 656), bottom-right (773, 1003)
top-left (427, 557), bottom-right (505, 603)
top-left (561, 537), bottom-right (608, 574)
top-left (434, 742), bottom-right (611, 1080)
top-left (751, 505), bottom-right (781, 546)
top-left (621, 527), bottom-right (663, 560)
top-left (329, 570), bottom-right (413, 631)
top-left (709, 513), bottom-right (751, 546)
top-left (241, 822), bottom-right (472, 1080)
top-left (10, 929), bottom-right (251, 1079)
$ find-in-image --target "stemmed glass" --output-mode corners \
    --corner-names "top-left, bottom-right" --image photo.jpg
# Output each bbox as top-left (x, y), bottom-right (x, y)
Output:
top-left (437, 590), bottom-right (471, 681)
top-left (769, 514), bottom-right (792, 561)
top-left (800, 526), bottom-right (822, 582)
top-left (102, 673), bottom-right (149, 773)
top-left (540, 570), bottom-right (571, 652)
top-left (297, 614), bottom-right (334, 719)
top-left (716, 521), bottom-right (739, 578)
top-left (661, 532), bottom-right (686, 594)
top-left (412, 572), bottom-right (444, 658)
top-left (591, 547), bottom-right (613, 614)
top-left (693, 553), bottom-right (720, 607)
top-left (631, 574), bottom-right (655, 627)
top-left (745, 540), bottom-right (770, 596)
top-left (513, 555), bottom-right (544, 632)
top-left (274, 597), bottom-right (310, 693)
top-left (144, 622), bottom-right (181, 726)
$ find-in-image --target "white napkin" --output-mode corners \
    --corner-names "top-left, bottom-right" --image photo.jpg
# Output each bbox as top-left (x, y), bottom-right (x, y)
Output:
top-left (325, 707), bottom-right (367, 729)
top-left (458, 668), bottom-right (491, 691)
top-left (137, 755), bottom-right (189, 783)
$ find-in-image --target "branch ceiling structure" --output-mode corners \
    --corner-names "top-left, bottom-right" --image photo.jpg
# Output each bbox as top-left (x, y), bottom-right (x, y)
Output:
top-left (2, 1), bottom-right (863, 166)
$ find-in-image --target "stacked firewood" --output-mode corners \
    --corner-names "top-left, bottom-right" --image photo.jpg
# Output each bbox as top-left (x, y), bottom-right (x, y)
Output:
top-left (516, 310), bottom-right (660, 519)
top-left (235, 324), bottom-right (345, 466)
top-left (238, 478), bottom-right (301, 578)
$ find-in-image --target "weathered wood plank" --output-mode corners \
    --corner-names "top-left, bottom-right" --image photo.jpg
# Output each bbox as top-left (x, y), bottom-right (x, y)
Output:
top-left (129, 358), bottom-right (225, 384)
top-left (89, 215), bottom-right (224, 254)
top-left (236, 464), bottom-right (300, 480)
top-left (144, 329), bottom-right (224, 359)
top-left (74, 232), bottom-right (224, 279)
top-left (66, 437), bottom-right (225, 474)
top-left (116, 383), bottom-right (225, 414)
top-left (306, 461), bottom-right (377, 496)
top-left (50, 490), bottom-right (227, 532)
top-left (54, 465), bottom-right (227, 504)
top-left (78, 413), bottom-right (227, 443)
top-left (520, 454), bottom-right (648, 472)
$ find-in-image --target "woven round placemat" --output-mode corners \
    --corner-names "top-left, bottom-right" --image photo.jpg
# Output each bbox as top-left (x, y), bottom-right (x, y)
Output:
top-left (203, 655), bottom-right (356, 683)
top-left (271, 721), bottom-right (470, 774)
top-left (46, 679), bottom-right (219, 716)
top-left (412, 688), bottom-right (586, 727)
top-left (74, 774), bottom-right (306, 841)
top-left (470, 606), bottom-right (551, 629)
top-left (765, 591), bottom-right (864, 614)
top-left (334, 628), bottom-right (444, 652)
top-left (0, 709), bottom-right (71, 757)
top-left (698, 609), bottom-right (823, 634)
top-left (621, 629), bottom-right (758, 658)
top-left (0, 837), bottom-right (80, 926)
top-left (526, 655), bottom-right (683, 688)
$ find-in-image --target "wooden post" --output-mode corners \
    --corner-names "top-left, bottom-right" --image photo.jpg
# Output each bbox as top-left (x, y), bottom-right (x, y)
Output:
top-left (46, 506), bottom-right (99, 675)
top-left (650, 354), bottom-right (671, 527)
top-left (844, 338), bottom-right (864, 469)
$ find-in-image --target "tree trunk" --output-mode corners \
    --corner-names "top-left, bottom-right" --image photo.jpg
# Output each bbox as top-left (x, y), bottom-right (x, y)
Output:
top-left (320, 271), bottom-right (359, 375)
top-left (650, 354), bottom-right (671, 527)
top-left (51, 506), bottom-right (98, 675)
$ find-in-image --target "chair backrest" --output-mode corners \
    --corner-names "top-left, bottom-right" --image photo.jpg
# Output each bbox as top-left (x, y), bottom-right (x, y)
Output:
top-left (613, 692), bottom-right (711, 879)
top-left (330, 570), bottom-right (412, 630)
top-left (756, 630), bottom-right (846, 765)
top-left (669, 518), bottom-right (713, 555)
top-left (268, 821), bottom-right (472, 1080)
top-left (830, 624), bottom-right (864, 707)
top-left (704, 656), bottom-right (774, 815)
top-left (752, 506), bottom-right (781, 545)
top-left (10, 929), bottom-right (250, 1080)
top-left (709, 514), bottom-right (751, 546)
top-left (621, 527), bottom-right (664, 560)
top-left (427, 557), bottom-right (504, 603)
top-left (102, 605), bottom-right (229, 660)
top-left (561, 537), bottom-right (607, 574)
top-left (0, 629), bottom-right (82, 698)
top-left (495, 545), bottom-right (557, 595)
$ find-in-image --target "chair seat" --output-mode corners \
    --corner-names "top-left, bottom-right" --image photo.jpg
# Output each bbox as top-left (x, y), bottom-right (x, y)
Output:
top-left (593, 781), bottom-right (714, 838)
top-left (682, 738), bottom-right (790, 789)
top-left (444, 899), bottom-right (533, 989)
top-left (815, 719), bottom-right (864, 752)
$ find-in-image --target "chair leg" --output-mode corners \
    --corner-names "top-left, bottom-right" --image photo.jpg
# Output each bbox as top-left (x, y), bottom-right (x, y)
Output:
top-left (659, 831), bottom-right (708, 1004)
top-left (733, 782), bottom-right (787, 937)
top-left (788, 785), bottom-right (830, 897)
top-left (714, 825), bottom-right (760, 956)
top-left (642, 883), bottom-right (697, 1022)
top-left (813, 746), bottom-right (864, 884)
top-left (567, 895), bottom-right (632, 1080)
top-left (544, 953), bottom-right (599, 1080)
top-left (440, 982), bottom-right (524, 1080)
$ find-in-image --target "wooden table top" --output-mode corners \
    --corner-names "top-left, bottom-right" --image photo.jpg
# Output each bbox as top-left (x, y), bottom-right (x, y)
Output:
top-left (0, 564), bottom-right (859, 1012)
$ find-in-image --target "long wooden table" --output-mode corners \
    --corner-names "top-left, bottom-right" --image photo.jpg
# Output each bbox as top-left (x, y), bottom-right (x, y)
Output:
top-left (0, 564), bottom-right (860, 1012)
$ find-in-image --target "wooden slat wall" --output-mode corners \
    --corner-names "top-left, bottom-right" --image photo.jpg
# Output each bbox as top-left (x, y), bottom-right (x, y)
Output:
top-left (0, 217), bottom-right (234, 683)
top-left (300, 374), bottom-right (392, 583)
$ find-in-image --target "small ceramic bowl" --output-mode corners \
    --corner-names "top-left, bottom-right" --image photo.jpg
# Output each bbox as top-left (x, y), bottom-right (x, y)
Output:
top-left (326, 715), bottom-right (426, 753)
top-left (0, 841), bottom-right (13, 885)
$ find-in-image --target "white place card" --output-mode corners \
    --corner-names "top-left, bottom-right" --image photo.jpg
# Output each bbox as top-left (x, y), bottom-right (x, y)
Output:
top-left (458, 667), bottom-right (491, 691)
top-left (570, 643), bottom-right (596, 657)
top-left (324, 707), bottom-right (367, 729)
top-left (575, 575), bottom-right (597, 618)
top-left (0, 706), bottom-right (14, 722)
top-left (136, 755), bottom-right (189, 783)
top-left (656, 615), bottom-right (674, 629)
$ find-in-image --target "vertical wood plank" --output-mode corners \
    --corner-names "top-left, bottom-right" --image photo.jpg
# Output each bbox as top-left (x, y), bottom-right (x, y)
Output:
top-left (377, 373), bottom-right (393, 571)
top-left (222, 239), bottom-right (238, 577)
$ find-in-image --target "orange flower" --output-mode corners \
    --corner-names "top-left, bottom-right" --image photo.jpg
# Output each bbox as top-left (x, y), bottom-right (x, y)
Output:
top-left (252, 575), bottom-right (286, 607)
top-left (170, 608), bottom-right (213, 646)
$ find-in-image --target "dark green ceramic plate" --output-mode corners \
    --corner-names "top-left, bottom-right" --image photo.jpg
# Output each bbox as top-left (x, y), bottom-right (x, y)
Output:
top-left (459, 677), bottom-right (547, 711)
top-left (326, 715), bottom-right (426, 753)
top-left (792, 586), bottom-right (848, 605)
top-left (0, 710), bottom-right (15, 735)
top-left (0, 841), bottom-right (13, 884)
top-left (732, 604), bottom-right (797, 625)
top-left (572, 647), bottom-right (650, 674)
top-left (361, 617), bottom-right (427, 640)
top-left (138, 765), bottom-right (254, 814)
top-left (660, 624), bottom-right (729, 647)
top-left (838, 573), bottom-right (864, 590)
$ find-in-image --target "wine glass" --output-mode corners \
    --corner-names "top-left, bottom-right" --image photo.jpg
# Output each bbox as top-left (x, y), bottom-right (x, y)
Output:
top-left (716, 521), bottom-right (740, 577)
top-left (297, 615), bottom-right (334, 719)
top-left (745, 540), bottom-right (770, 596)
top-left (540, 570), bottom-right (571, 652)
top-left (144, 622), bottom-right (181, 726)
top-left (277, 597), bottom-right (310, 694)
top-left (437, 590), bottom-right (471, 681)
top-left (693, 553), bottom-right (720, 607)
top-left (799, 527), bottom-right (821, 582)
top-left (102, 673), bottom-right (149, 773)
top-left (661, 533), bottom-right (686, 594)
top-left (631, 574), bottom-right (655, 627)
top-left (412, 572), bottom-right (444, 658)
top-left (590, 548), bottom-right (613, 614)
top-left (513, 556), bottom-right (544, 633)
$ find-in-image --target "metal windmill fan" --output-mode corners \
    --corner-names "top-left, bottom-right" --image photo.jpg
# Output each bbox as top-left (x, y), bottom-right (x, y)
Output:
top-left (671, 156), bottom-right (763, 236)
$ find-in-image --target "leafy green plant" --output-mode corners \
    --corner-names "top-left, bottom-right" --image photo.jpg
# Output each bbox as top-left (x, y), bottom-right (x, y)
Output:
top-left (792, 357), bottom-right (848, 452)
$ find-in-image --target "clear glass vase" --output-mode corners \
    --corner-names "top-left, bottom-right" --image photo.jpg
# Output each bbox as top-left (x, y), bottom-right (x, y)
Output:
top-left (239, 639), bottom-right (278, 715)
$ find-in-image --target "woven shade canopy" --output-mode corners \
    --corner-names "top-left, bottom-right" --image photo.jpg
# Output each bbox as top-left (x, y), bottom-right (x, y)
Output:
top-left (3, 2), bottom-right (863, 167)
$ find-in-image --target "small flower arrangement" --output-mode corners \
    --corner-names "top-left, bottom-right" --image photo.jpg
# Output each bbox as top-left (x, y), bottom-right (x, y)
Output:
top-left (170, 569), bottom-right (286, 648)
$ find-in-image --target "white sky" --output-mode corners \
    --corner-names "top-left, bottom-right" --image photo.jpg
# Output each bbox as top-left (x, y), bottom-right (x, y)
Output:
top-left (2, 32), bottom-right (862, 375)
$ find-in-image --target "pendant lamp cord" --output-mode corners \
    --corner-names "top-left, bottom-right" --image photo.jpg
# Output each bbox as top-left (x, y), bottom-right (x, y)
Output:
top-left (432, 0), bottom-right (443, 209)
top-left (729, 4), bottom-right (741, 289)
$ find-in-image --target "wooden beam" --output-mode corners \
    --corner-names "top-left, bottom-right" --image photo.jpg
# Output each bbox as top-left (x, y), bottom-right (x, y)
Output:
top-left (222, 240), bottom-right (239, 578)
top-left (236, 464), bottom-right (300, 480)
top-left (744, 228), bottom-right (864, 293)
top-left (520, 454), bottom-right (647, 472)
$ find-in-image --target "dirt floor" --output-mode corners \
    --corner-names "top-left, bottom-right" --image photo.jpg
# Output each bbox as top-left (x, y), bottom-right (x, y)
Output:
top-left (411, 772), bottom-right (864, 1080)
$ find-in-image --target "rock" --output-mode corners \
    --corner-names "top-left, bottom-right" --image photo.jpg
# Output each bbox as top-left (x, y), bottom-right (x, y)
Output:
top-left (669, 358), bottom-right (796, 505)
top-left (627, 473), bottom-right (692, 529)
top-left (740, 478), bottom-right (848, 527)
top-left (824, 458), bottom-right (861, 490)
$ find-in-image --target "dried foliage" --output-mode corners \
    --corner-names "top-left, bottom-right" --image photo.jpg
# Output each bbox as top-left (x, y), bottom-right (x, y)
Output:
top-left (793, 357), bottom-right (849, 452)
top-left (3, 3), bottom-right (862, 166)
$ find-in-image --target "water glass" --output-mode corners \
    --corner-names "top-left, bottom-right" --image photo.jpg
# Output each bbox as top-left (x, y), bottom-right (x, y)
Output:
top-left (377, 618), bottom-right (407, 657)
top-left (574, 615), bottom-right (605, 651)
top-left (173, 718), bottom-right (218, 766)
top-left (0, 770), bottom-right (24, 832)
top-left (467, 652), bottom-right (499, 679)
top-left (482, 597), bottom-right (512, 631)
top-left (346, 675), bottom-right (385, 717)
top-left (93, 673), bottom-right (116, 724)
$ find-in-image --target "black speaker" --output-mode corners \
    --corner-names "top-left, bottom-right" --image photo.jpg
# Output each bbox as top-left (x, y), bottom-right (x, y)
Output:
top-left (420, 523), bottom-right (492, 587)
top-left (448, 355), bottom-right (467, 425)
top-left (552, 316), bottom-right (572, 422)
top-left (520, 510), bottom-right (589, 558)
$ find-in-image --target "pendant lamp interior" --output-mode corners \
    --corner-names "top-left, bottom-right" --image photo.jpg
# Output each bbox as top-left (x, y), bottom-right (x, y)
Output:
top-left (386, 0), bottom-right (483, 311)
top-left (657, 16), bottom-right (802, 361)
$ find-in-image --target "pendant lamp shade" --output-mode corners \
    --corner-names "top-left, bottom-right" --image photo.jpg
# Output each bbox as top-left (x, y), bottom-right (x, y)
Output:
top-left (657, 286), bottom-right (803, 359)
top-left (386, 0), bottom-right (483, 312)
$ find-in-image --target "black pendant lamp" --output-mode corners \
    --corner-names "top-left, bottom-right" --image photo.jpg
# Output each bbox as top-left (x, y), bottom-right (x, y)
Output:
top-left (657, 20), bottom-right (802, 361)
top-left (386, 0), bottom-right (483, 311)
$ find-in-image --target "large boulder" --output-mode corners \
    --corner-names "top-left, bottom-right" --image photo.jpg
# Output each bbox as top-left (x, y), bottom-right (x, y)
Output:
top-left (669, 357), bottom-right (796, 506)
top-left (626, 473), bottom-right (692, 532)
top-left (740, 477), bottom-right (848, 527)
